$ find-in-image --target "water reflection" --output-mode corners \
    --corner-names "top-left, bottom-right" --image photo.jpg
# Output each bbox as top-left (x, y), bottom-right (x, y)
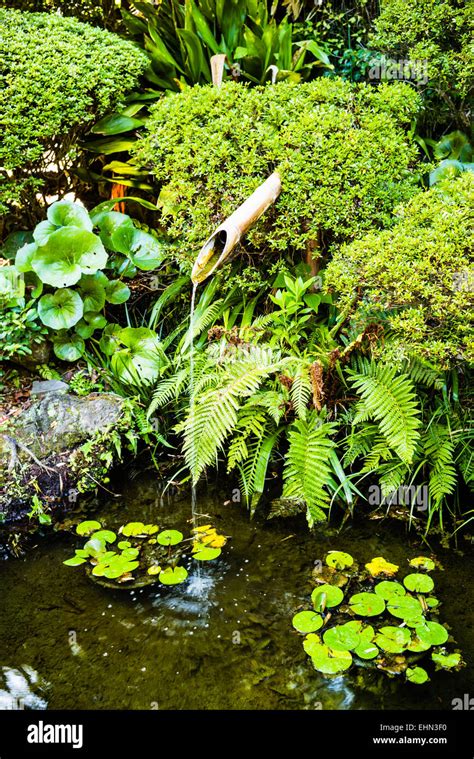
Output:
top-left (0, 665), bottom-right (49, 709)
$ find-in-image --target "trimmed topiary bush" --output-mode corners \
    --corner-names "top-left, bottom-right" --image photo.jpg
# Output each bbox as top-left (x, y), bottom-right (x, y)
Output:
top-left (325, 174), bottom-right (474, 369)
top-left (0, 8), bottom-right (148, 227)
top-left (133, 79), bottom-right (421, 269)
top-left (371, 0), bottom-right (473, 133)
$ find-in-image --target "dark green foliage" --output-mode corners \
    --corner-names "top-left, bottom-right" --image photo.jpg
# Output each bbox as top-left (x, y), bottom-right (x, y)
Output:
top-left (134, 78), bottom-right (421, 268)
top-left (0, 8), bottom-right (148, 225)
top-left (0, 0), bottom-right (125, 30)
top-left (325, 174), bottom-right (474, 368)
top-left (371, 0), bottom-right (474, 133)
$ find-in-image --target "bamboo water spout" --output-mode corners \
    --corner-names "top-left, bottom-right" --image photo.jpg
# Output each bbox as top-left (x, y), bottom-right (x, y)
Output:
top-left (191, 171), bottom-right (282, 284)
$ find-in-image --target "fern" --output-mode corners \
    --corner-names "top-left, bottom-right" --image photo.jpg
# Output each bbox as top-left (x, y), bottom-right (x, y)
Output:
top-left (282, 414), bottom-right (336, 527)
top-left (181, 348), bottom-right (283, 482)
top-left (237, 425), bottom-right (281, 515)
top-left (289, 364), bottom-right (312, 420)
top-left (424, 423), bottom-right (458, 507)
top-left (347, 361), bottom-right (421, 463)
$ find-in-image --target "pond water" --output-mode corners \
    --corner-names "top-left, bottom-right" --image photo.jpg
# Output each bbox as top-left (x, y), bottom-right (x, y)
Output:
top-left (0, 472), bottom-right (473, 710)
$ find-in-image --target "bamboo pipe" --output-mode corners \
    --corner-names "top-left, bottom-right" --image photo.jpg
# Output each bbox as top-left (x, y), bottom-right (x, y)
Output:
top-left (191, 171), bottom-right (282, 284)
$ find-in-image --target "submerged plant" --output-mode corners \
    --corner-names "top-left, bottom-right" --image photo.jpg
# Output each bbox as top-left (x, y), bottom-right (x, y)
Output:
top-left (63, 519), bottom-right (227, 587)
top-left (292, 551), bottom-right (464, 685)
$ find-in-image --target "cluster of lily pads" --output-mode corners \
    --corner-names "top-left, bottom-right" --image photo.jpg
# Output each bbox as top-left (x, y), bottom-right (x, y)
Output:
top-left (63, 519), bottom-right (227, 587)
top-left (292, 551), bottom-right (464, 684)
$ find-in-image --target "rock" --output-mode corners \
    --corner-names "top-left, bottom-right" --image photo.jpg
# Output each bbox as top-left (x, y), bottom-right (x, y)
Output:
top-left (1, 392), bottom-right (124, 460)
top-left (31, 380), bottom-right (69, 397)
top-left (0, 390), bottom-right (125, 523)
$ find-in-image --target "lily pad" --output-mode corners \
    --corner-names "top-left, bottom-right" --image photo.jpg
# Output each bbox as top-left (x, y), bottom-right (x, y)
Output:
top-left (326, 551), bottom-right (354, 570)
top-left (91, 530), bottom-right (116, 544)
top-left (147, 565), bottom-right (162, 576)
top-left (121, 522), bottom-right (158, 537)
top-left (409, 556), bottom-right (435, 571)
top-left (349, 592), bottom-right (385, 617)
top-left (374, 581), bottom-right (406, 600)
top-left (403, 573), bottom-right (434, 593)
top-left (407, 635), bottom-right (432, 653)
top-left (365, 557), bottom-right (399, 577)
top-left (354, 626), bottom-right (379, 660)
top-left (292, 611), bottom-right (324, 634)
top-left (426, 597), bottom-right (440, 609)
top-left (323, 621), bottom-right (362, 651)
top-left (311, 584), bottom-right (344, 611)
top-left (159, 566), bottom-right (188, 585)
top-left (375, 626), bottom-right (411, 654)
top-left (192, 546), bottom-right (221, 561)
top-left (76, 520), bottom-right (102, 536)
top-left (431, 651), bottom-right (462, 670)
top-left (415, 621), bottom-right (448, 646)
top-left (157, 529), bottom-right (183, 546)
top-left (63, 555), bottom-right (86, 566)
top-left (304, 639), bottom-right (353, 675)
top-left (387, 594), bottom-right (424, 623)
top-left (406, 666), bottom-right (429, 685)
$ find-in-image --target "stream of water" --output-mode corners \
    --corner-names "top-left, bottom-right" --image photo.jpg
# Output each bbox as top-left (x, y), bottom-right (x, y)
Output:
top-left (0, 473), bottom-right (473, 710)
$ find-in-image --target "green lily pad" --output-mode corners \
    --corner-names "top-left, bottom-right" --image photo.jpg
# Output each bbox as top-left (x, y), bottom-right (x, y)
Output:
top-left (403, 573), bottom-right (434, 593)
top-left (117, 541), bottom-right (131, 550)
top-left (83, 537), bottom-right (106, 558)
top-left (375, 626), bottom-right (411, 653)
top-left (121, 522), bottom-right (158, 537)
top-left (349, 592), bottom-right (385, 617)
top-left (323, 621), bottom-right (362, 651)
top-left (409, 556), bottom-right (435, 571)
top-left (90, 529), bottom-right (116, 544)
top-left (407, 635), bottom-right (432, 653)
top-left (415, 621), bottom-right (448, 646)
top-left (76, 520), bottom-right (102, 536)
top-left (159, 566), bottom-right (188, 585)
top-left (374, 581), bottom-right (406, 600)
top-left (426, 597), bottom-right (440, 609)
top-left (121, 547), bottom-right (140, 560)
top-left (147, 565), bottom-right (162, 576)
top-left (292, 611), bottom-right (324, 634)
top-left (431, 651), bottom-right (462, 670)
top-left (304, 639), bottom-right (353, 675)
top-left (387, 594), bottom-right (424, 623)
top-left (406, 666), bottom-right (429, 684)
top-left (63, 555), bottom-right (86, 566)
top-left (326, 551), bottom-right (354, 570)
top-left (354, 626), bottom-right (379, 660)
top-left (311, 584), bottom-right (344, 611)
top-left (157, 529), bottom-right (183, 546)
top-left (192, 546), bottom-right (221, 561)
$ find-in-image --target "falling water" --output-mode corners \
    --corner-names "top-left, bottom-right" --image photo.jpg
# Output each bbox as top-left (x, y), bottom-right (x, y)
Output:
top-left (188, 281), bottom-right (204, 596)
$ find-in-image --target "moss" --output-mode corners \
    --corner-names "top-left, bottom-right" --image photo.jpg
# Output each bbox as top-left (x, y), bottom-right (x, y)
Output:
top-left (133, 79), bottom-right (421, 269)
top-left (325, 174), bottom-right (474, 368)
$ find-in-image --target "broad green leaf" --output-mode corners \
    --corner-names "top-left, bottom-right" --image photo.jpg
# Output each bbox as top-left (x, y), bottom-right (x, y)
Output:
top-left (326, 551), bottom-right (353, 570)
top-left (292, 610), bottom-right (323, 633)
top-left (159, 566), bottom-right (189, 585)
top-left (375, 626), bottom-right (411, 653)
top-left (157, 529), bottom-right (183, 546)
top-left (323, 621), bottom-right (362, 651)
top-left (387, 594), bottom-right (424, 623)
top-left (38, 289), bottom-right (83, 330)
top-left (79, 274), bottom-right (106, 312)
top-left (91, 113), bottom-right (144, 135)
top-left (15, 242), bottom-right (37, 273)
top-left (403, 573), bottom-right (434, 593)
top-left (374, 581), bottom-right (406, 600)
top-left (311, 584), bottom-right (344, 611)
top-left (349, 592), bottom-right (385, 617)
top-left (105, 279), bottom-right (131, 304)
top-left (76, 520), bottom-right (102, 536)
top-left (415, 621), bottom-right (448, 646)
top-left (47, 200), bottom-right (93, 231)
top-left (53, 332), bottom-right (85, 361)
top-left (193, 546), bottom-right (221, 560)
top-left (406, 666), bottom-right (429, 684)
top-left (31, 228), bottom-right (107, 287)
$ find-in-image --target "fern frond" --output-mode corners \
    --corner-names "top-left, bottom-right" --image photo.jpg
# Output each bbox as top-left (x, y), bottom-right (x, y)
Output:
top-left (147, 369), bottom-right (188, 416)
top-left (348, 361), bottom-right (421, 463)
top-left (290, 365), bottom-right (312, 420)
top-left (282, 414), bottom-right (336, 527)
top-left (181, 350), bottom-right (282, 482)
top-left (238, 426), bottom-right (281, 515)
top-left (424, 424), bottom-right (458, 506)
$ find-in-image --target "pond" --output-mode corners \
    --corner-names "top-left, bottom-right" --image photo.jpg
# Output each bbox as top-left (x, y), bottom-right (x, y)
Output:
top-left (0, 473), bottom-right (473, 710)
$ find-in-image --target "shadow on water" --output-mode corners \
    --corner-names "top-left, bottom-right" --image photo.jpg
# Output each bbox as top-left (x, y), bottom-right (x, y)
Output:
top-left (0, 472), bottom-right (473, 710)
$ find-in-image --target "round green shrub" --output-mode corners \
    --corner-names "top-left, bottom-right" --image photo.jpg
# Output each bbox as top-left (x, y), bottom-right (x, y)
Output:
top-left (0, 9), bottom-right (148, 223)
top-left (325, 174), bottom-right (474, 368)
top-left (133, 79), bottom-right (421, 268)
top-left (371, 0), bottom-right (473, 133)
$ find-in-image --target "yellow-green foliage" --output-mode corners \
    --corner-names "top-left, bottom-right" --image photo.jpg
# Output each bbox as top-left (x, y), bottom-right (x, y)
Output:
top-left (134, 79), bottom-right (421, 267)
top-left (0, 9), bottom-right (148, 219)
top-left (371, 0), bottom-right (473, 131)
top-left (325, 174), bottom-right (474, 368)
